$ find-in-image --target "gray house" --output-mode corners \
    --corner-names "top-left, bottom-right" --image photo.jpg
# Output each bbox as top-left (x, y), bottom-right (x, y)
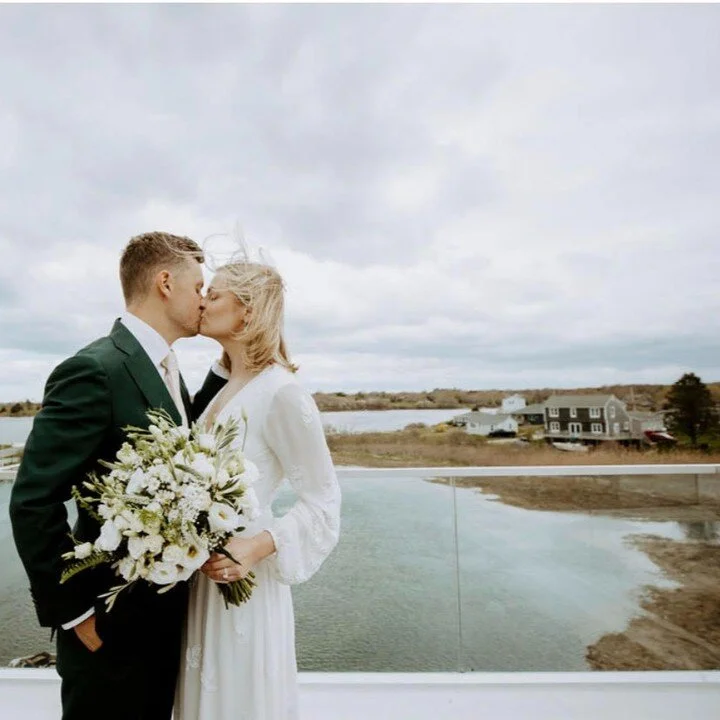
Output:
top-left (543, 394), bottom-right (665, 444)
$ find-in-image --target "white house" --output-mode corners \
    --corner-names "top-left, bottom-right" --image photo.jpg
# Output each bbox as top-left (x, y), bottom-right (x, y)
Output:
top-left (501, 394), bottom-right (526, 413)
top-left (465, 412), bottom-right (519, 437)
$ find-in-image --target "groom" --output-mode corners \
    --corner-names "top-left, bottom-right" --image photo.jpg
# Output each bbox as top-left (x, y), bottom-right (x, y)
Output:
top-left (10, 232), bottom-right (225, 720)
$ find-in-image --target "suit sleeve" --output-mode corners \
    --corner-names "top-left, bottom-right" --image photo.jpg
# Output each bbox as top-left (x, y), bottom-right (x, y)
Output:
top-left (9, 353), bottom-right (111, 628)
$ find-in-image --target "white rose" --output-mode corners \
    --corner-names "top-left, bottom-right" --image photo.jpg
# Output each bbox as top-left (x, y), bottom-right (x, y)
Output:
top-left (208, 502), bottom-right (241, 533)
top-left (95, 521), bottom-right (122, 552)
top-left (74, 542), bottom-right (94, 560)
top-left (147, 561), bottom-right (180, 585)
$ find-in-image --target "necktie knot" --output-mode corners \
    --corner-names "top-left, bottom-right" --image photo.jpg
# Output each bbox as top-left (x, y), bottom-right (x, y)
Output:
top-left (160, 350), bottom-right (187, 427)
top-left (161, 351), bottom-right (178, 374)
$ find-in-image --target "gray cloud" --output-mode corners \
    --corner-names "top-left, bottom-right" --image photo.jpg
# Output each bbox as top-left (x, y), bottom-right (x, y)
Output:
top-left (1, 4), bottom-right (719, 398)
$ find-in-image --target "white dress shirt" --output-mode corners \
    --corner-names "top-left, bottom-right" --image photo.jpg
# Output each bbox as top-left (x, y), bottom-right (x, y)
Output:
top-left (61, 312), bottom-right (175, 631)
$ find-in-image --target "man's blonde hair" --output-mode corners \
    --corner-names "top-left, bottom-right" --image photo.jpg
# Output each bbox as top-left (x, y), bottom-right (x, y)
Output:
top-left (214, 262), bottom-right (297, 374)
top-left (120, 231), bottom-right (204, 303)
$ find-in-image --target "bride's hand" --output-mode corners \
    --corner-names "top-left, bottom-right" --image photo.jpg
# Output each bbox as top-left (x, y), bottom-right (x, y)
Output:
top-left (202, 532), bottom-right (275, 583)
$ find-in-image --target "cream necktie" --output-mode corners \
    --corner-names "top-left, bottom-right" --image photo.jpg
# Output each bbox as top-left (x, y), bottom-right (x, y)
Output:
top-left (160, 350), bottom-right (188, 427)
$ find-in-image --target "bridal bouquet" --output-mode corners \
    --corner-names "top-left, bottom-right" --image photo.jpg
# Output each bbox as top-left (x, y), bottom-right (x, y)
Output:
top-left (61, 408), bottom-right (260, 609)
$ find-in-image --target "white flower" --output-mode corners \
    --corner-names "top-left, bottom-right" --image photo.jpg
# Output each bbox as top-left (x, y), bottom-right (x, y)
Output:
top-left (162, 544), bottom-right (185, 565)
top-left (117, 442), bottom-right (140, 466)
top-left (237, 488), bottom-right (261, 521)
top-left (74, 542), bottom-right (94, 560)
top-left (170, 426), bottom-right (191, 442)
top-left (197, 434), bottom-right (217, 453)
top-left (226, 456), bottom-right (245, 478)
top-left (95, 521), bottom-right (122, 552)
top-left (117, 556), bottom-right (140, 582)
top-left (237, 461), bottom-right (259, 486)
top-left (180, 530), bottom-right (210, 570)
top-left (98, 503), bottom-right (113, 520)
top-left (147, 561), bottom-right (180, 585)
top-left (215, 468), bottom-right (231, 489)
top-left (126, 469), bottom-right (147, 495)
top-left (208, 502), bottom-right (241, 533)
top-left (120, 510), bottom-right (144, 535)
top-left (128, 535), bottom-right (147, 560)
top-left (145, 534), bottom-right (164, 555)
top-left (190, 453), bottom-right (215, 478)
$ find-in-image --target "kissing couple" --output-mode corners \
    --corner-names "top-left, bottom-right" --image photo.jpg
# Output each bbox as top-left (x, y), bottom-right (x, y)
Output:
top-left (10, 231), bottom-right (341, 720)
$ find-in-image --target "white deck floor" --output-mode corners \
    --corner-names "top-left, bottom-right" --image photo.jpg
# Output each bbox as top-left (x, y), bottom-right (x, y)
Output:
top-left (1, 669), bottom-right (720, 719)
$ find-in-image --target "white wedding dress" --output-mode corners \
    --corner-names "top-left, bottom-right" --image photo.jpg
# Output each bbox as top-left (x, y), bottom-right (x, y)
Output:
top-left (175, 364), bottom-right (341, 720)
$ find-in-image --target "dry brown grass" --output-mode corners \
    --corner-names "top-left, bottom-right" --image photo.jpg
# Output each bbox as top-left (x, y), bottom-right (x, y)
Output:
top-left (327, 426), bottom-right (720, 467)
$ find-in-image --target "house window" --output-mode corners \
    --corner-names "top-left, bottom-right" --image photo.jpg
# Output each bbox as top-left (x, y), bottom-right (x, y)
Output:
top-left (613, 423), bottom-right (620, 434)
top-left (623, 422), bottom-right (629, 431)
top-left (591, 423), bottom-right (602, 434)
top-left (550, 422), bottom-right (560, 432)
top-left (570, 407), bottom-right (577, 418)
top-left (568, 422), bottom-right (582, 436)
top-left (549, 408), bottom-right (559, 417)
top-left (609, 406), bottom-right (616, 418)
top-left (590, 408), bottom-right (601, 418)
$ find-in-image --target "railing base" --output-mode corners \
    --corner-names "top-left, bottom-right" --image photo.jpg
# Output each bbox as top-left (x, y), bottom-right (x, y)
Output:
top-left (2, 670), bottom-right (720, 719)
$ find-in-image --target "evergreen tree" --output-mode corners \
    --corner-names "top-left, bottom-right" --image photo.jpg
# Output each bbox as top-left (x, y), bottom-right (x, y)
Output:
top-left (664, 373), bottom-right (719, 446)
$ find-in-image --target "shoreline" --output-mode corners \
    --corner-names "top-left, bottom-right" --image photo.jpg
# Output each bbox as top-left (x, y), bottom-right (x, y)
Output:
top-left (433, 475), bottom-right (720, 671)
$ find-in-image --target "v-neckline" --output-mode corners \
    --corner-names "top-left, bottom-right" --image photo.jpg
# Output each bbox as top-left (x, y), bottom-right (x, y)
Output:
top-left (202, 364), bottom-right (274, 430)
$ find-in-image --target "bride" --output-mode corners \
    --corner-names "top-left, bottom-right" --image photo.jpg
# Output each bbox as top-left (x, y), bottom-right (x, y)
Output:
top-left (175, 260), bottom-right (341, 720)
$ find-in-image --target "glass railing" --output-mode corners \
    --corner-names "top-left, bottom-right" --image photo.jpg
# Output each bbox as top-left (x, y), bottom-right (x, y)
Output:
top-left (2, 464), bottom-right (720, 671)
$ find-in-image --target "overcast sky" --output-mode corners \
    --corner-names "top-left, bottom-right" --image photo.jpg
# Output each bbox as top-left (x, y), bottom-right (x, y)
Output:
top-left (1, 4), bottom-right (719, 401)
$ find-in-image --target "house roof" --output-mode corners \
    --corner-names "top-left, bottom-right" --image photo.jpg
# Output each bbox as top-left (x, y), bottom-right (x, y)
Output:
top-left (545, 394), bottom-right (616, 408)
top-left (628, 410), bottom-right (664, 420)
top-left (514, 403), bottom-right (546, 414)
top-left (466, 412), bottom-right (514, 424)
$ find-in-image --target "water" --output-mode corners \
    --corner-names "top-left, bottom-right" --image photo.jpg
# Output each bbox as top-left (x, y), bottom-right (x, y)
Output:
top-left (1, 475), bottom-right (689, 671)
top-left (0, 409), bottom-right (467, 448)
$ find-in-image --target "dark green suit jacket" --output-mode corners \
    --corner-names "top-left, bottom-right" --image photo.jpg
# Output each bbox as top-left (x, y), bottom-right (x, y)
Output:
top-left (9, 320), bottom-right (226, 634)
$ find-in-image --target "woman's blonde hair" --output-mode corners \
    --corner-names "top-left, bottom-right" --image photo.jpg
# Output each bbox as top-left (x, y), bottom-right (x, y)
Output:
top-left (214, 262), bottom-right (297, 374)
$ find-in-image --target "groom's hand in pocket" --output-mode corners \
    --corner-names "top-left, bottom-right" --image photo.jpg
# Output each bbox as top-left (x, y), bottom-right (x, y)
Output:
top-left (74, 614), bottom-right (103, 653)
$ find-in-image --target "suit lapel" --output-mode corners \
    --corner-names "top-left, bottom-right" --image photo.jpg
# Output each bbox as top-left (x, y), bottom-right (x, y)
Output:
top-left (179, 374), bottom-right (192, 425)
top-left (110, 319), bottom-right (183, 426)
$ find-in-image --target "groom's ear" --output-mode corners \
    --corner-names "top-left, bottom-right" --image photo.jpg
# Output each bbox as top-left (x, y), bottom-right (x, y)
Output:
top-left (157, 270), bottom-right (173, 298)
